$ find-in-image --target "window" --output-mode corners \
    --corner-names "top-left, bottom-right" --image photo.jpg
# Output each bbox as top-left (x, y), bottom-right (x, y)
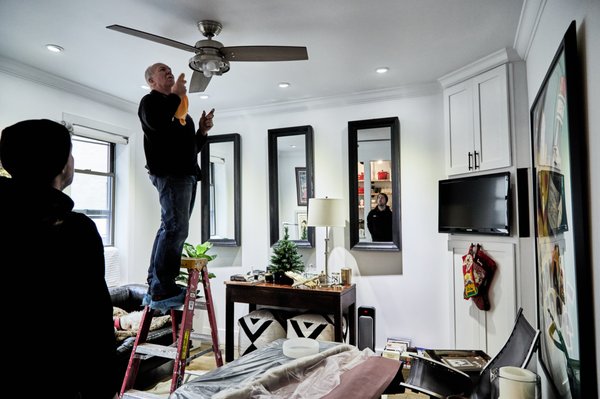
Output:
top-left (69, 136), bottom-right (115, 246)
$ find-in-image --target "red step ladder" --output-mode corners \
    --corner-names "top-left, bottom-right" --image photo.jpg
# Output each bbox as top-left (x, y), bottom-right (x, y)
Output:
top-left (120, 258), bottom-right (223, 398)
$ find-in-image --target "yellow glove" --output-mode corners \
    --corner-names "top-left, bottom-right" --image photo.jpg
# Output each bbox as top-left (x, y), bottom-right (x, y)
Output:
top-left (174, 94), bottom-right (189, 126)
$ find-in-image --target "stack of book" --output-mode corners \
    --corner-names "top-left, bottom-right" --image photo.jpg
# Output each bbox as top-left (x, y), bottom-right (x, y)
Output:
top-left (381, 337), bottom-right (411, 362)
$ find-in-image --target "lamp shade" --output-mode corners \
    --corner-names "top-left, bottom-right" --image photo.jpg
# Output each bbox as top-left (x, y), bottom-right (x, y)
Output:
top-left (307, 198), bottom-right (345, 227)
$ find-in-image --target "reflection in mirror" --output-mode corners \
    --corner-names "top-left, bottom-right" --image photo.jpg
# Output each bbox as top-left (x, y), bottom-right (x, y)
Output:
top-left (200, 133), bottom-right (241, 246)
top-left (268, 126), bottom-right (314, 248)
top-left (348, 117), bottom-right (401, 251)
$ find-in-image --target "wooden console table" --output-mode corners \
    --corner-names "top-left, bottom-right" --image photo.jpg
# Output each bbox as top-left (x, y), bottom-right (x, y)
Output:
top-left (224, 281), bottom-right (356, 362)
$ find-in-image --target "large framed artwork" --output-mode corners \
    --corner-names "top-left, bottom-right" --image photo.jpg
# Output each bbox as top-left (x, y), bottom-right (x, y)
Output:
top-left (530, 21), bottom-right (596, 398)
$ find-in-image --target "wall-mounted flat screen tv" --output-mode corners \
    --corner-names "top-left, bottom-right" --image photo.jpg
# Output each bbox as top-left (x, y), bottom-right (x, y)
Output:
top-left (438, 172), bottom-right (511, 236)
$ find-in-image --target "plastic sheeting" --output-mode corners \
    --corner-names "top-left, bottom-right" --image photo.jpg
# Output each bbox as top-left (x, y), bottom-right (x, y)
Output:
top-left (171, 339), bottom-right (374, 399)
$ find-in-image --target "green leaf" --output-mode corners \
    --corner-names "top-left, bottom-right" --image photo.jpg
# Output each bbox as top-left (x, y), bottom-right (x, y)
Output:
top-left (195, 242), bottom-right (213, 255)
top-left (183, 242), bottom-right (196, 257)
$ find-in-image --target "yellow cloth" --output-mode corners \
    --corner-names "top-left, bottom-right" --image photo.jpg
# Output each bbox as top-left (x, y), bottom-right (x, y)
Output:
top-left (174, 94), bottom-right (189, 126)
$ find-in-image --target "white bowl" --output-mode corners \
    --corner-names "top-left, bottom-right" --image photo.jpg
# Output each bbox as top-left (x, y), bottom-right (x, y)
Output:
top-left (283, 338), bottom-right (319, 358)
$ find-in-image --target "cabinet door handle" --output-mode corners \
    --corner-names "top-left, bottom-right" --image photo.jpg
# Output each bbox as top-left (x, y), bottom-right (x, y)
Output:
top-left (468, 152), bottom-right (473, 171)
top-left (474, 151), bottom-right (480, 169)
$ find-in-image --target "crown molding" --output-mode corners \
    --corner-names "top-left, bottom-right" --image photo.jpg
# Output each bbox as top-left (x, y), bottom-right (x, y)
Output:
top-left (513, 0), bottom-right (548, 61)
top-left (0, 55), bottom-right (441, 118)
top-left (217, 81), bottom-right (442, 118)
top-left (438, 48), bottom-right (522, 89)
top-left (0, 55), bottom-right (138, 113)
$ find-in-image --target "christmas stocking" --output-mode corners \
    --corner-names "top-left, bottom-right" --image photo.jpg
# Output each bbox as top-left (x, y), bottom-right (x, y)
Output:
top-left (472, 244), bottom-right (497, 311)
top-left (462, 244), bottom-right (479, 299)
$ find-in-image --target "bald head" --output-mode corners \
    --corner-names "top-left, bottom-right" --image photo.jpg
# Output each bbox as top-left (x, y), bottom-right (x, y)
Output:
top-left (144, 63), bottom-right (175, 94)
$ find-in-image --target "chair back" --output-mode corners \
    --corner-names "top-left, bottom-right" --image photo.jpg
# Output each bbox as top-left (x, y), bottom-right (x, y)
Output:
top-left (470, 308), bottom-right (540, 399)
top-left (401, 354), bottom-right (473, 398)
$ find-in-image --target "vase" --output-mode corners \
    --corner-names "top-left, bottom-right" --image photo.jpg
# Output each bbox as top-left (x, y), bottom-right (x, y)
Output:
top-left (273, 271), bottom-right (294, 285)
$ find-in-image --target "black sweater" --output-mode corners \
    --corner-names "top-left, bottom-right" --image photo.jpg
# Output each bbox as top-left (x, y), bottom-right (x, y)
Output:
top-left (0, 177), bottom-right (118, 398)
top-left (367, 205), bottom-right (393, 242)
top-left (138, 90), bottom-right (207, 178)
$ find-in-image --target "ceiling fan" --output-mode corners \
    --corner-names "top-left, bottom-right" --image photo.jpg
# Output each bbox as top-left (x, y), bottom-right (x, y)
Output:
top-left (107, 20), bottom-right (308, 93)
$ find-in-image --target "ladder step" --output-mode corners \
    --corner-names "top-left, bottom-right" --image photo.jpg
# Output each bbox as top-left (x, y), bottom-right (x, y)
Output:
top-left (121, 389), bottom-right (167, 399)
top-left (189, 331), bottom-right (212, 342)
top-left (161, 298), bottom-right (206, 312)
top-left (195, 299), bottom-right (207, 310)
top-left (187, 347), bottom-right (214, 362)
top-left (135, 343), bottom-right (177, 359)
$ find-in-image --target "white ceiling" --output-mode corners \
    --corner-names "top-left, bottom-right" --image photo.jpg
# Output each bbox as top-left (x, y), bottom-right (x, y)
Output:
top-left (0, 0), bottom-right (524, 114)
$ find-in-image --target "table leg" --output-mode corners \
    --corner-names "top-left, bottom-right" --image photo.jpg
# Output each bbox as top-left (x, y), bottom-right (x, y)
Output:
top-left (348, 302), bottom-right (356, 345)
top-left (334, 306), bottom-right (342, 343)
top-left (225, 289), bottom-right (234, 362)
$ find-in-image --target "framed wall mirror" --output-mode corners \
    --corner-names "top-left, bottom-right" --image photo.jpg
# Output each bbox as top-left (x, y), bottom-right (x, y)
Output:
top-left (348, 117), bottom-right (401, 251)
top-left (268, 125), bottom-right (314, 248)
top-left (200, 133), bottom-right (241, 246)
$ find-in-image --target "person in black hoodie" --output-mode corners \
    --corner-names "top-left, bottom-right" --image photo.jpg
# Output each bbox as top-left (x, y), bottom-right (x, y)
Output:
top-left (0, 119), bottom-right (118, 398)
top-left (367, 193), bottom-right (393, 242)
top-left (138, 63), bottom-right (214, 311)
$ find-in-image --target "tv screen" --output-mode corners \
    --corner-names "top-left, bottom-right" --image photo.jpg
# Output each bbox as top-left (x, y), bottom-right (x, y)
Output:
top-left (438, 172), bottom-right (511, 236)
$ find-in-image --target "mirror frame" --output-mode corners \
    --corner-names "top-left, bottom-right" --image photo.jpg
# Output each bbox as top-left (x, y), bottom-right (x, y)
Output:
top-left (348, 117), bottom-right (401, 251)
top-left (200, 133), bottom-right (241, 246)
top-left (268, 125), bottom-right (315, 248)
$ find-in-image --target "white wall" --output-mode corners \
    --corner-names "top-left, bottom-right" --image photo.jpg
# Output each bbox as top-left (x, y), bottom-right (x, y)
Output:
top-left (128, 92), bottom-right (450, 350)
top-left (521, 0), bottom-right (599, 397)
top-left (0, 72), bottom-right (140, 285)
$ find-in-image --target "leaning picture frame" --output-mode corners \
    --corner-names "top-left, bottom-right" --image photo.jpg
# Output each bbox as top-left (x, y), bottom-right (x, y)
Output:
top-left (530, 21), bottom-right (596, 398)
top-left (295, 167), bottom-right (307, 206)
top-left (296, 211), bottom-right (308, 240)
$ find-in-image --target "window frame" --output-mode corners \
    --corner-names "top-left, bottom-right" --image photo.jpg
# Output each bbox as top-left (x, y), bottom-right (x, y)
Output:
top-left (71, 135), bottom-right (116, 247)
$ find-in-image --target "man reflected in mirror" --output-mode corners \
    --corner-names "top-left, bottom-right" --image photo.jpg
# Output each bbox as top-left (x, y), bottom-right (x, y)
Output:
top-left (367, 193), bottom-right (393, 241)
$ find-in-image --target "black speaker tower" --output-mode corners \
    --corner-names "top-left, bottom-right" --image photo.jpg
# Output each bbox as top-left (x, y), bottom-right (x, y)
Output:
top-left (358, 306), bottom-right (376, 351)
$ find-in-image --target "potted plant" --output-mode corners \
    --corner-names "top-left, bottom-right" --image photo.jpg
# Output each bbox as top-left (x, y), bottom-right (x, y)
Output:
top-left (269, 226), bottom-right (304, 285)
top-left (178, 241), bottom-right (217, 288)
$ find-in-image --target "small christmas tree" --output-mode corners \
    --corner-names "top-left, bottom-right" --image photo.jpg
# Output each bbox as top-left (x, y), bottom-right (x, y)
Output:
top-left (269, 226), bottom-right (304, 274)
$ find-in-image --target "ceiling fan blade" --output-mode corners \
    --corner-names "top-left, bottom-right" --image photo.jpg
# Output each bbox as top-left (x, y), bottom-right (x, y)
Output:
top-left (189, 71), bottom-right (211, 93)
top-left (221, 46), bottom-right (308, 62)
top-left (106, 24), bottom-right (197, 53)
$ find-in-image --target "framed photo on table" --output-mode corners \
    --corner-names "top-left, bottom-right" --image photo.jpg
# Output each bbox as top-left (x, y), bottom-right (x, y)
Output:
top-left (295, 167), bottom-right (307, 206)
top-left (530, 21), bottom-right (596, 399)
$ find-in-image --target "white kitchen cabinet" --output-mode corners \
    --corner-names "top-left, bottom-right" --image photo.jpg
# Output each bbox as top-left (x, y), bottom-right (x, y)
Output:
top-left (447, 239), bottom-right (517, 357)
top-left (443, 62), bottom-right (512, 175)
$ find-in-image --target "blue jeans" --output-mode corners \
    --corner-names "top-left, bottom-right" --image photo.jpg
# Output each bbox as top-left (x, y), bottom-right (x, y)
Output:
top-left (147, 174), bottom-right (197, 298)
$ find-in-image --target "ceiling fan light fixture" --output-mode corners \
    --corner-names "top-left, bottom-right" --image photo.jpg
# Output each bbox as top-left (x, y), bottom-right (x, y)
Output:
top-left (45, 44), bottom-right (64, 53)
top-left (376, 67), bottom-right (389, 74)
top-left (189, 53), bottom-right (230, 78)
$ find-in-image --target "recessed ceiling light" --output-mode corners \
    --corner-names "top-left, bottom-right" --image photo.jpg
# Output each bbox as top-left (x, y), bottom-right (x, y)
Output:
top-left (141, 85), bottom-right (150, 90)
top-left (278, 82), bottom-right (291, 88)
top-left (45, 44), bottom-right (64, 53)
top-left (376, 67), bottom-right (389, 74)
top-left (199, 94), bottom-right (209, 100)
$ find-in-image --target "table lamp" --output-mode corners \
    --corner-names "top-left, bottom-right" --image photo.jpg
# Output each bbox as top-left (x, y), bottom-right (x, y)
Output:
top-left (307, 197), bottom-right (345, 282)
